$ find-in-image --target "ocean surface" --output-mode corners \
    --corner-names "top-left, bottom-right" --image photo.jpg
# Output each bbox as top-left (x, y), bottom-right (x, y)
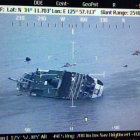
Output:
top-left (0, 14), bottom-right (140, 134)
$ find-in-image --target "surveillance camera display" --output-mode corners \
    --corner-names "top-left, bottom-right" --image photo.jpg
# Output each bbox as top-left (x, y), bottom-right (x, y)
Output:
top-left (0, 7), bottom-right (140, 134)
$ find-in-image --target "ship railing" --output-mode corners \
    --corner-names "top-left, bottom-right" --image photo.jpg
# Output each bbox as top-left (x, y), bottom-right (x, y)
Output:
top-left (69, 73), bottom-right (78, 99)
top-left (73, 74), bottom-right (82, 99)
top-left (69, 73), bottom-right (84, 100)
top-left (76, 75), bottom-right (84, 99)
top-left (40, 74), bottom-right (58, 76)
top-left (22, 78), bottom-right (34, 82)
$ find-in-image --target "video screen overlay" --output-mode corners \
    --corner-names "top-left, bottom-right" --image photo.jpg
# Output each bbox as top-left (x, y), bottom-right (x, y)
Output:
top-left (0, 6), bottom-right (140, 134)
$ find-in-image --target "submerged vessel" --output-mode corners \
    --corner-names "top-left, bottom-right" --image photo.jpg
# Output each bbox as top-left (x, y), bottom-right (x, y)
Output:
top-left (8, 69), bottom-right (104, 99)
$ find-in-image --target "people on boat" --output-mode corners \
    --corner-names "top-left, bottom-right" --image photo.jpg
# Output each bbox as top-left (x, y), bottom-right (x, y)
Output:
top-left (62, 62), bottom-right (77, 67)
top-left (132, 50), bottom-right (140, 55)
top-left (63, 62), bottom-right (71, 67)
top-left (36, 68), bottom-right (39, 75)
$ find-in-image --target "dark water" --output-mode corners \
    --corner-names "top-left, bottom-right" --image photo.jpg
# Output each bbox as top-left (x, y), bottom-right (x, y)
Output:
top-left (0, 14), bottom-right (140, 134)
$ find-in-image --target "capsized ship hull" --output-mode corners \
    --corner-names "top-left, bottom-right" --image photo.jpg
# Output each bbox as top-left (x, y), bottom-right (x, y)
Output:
top-left (9, 69), bottom-right (104, 99)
